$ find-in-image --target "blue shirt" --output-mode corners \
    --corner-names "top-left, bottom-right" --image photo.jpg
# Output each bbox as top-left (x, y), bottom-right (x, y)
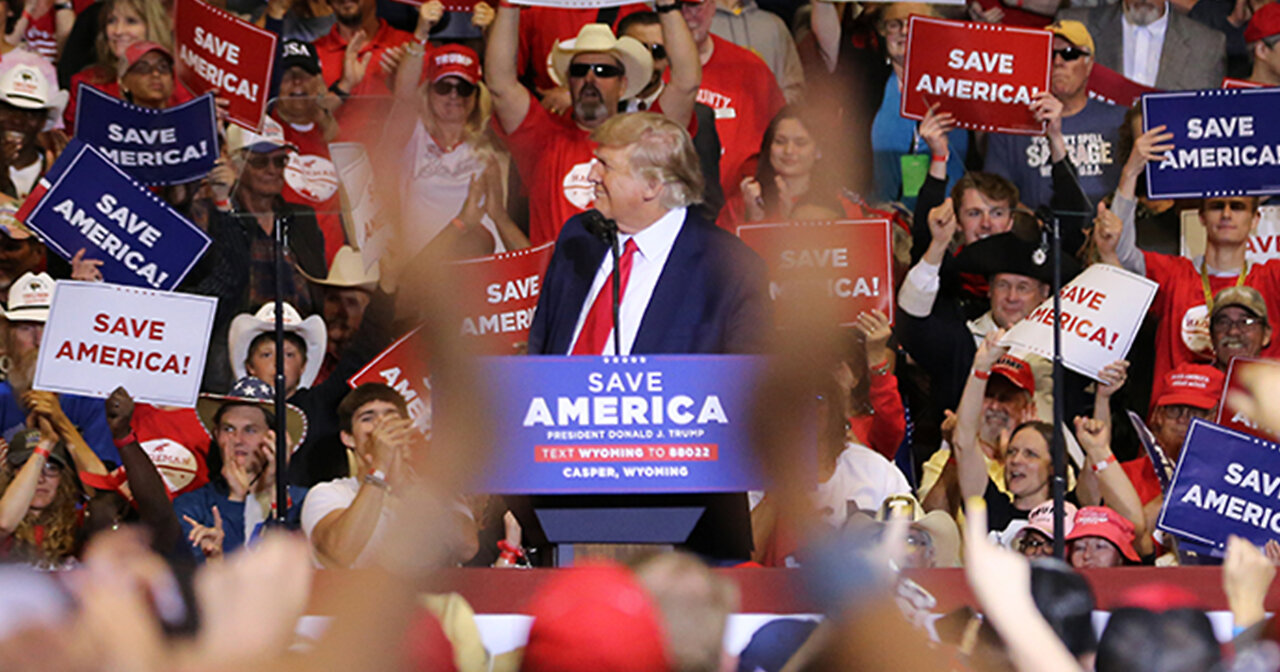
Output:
top-left (0, 382), bottom-right (117, 464)
top-left (174, 481), bottom-right (308, 563)
top-left (870, 72), bottom-right (969, 210)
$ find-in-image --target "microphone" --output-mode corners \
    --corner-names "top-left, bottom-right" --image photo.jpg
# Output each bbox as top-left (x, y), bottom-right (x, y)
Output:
top-left (581, 209), bottom-right (623, 356)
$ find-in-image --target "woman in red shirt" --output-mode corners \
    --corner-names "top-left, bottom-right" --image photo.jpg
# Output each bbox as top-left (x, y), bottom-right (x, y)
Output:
top-left (63, 0), bottom-right (181, 127)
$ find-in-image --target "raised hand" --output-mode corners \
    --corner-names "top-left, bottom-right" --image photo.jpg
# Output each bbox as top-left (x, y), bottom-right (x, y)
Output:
top-left (472, 1), bottom-right (495, 28)
top-left (184, 506), bottom-right (225, 559)
top-left (1072, 415), bottom-right (1111, 461)
top-left (973, 328), bottom-right (1010, 372)
top-left (70, 248), bottom-right (104, 282)
top-left (1093, 200), bottom-right (1122, 262)
top-left (339, 31), bottom-right (372, 93)
top-left (740, 176), bottom-right (765, 222)
top-left (1096, 360), bottom-right (1129, 399)
top-left (919, 102), bottom-right (955, 158)
top-left (854, 309), bottom-right (892, 369)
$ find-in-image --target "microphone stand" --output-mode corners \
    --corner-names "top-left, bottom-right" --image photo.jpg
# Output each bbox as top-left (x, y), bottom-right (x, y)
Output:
top-left (609, 227), bottom-right (622, 356)
top-left (271, 212), bottom-right (290, 526)
top-left (1035, 159), bottom-right (1094, 559)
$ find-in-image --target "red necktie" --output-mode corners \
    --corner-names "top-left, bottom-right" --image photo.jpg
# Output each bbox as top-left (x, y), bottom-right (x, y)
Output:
top-left (572, 239), bottom-right (639, 355)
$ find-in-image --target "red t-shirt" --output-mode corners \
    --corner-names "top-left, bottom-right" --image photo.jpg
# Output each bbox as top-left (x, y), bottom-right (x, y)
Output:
top-left (277, 114), bottom-right (344, 265)
top-left (313, 20), bottom-right (416, 141)
top-left (131, 403), bottom-right (212, 498)
top-left (496, 102), bottom-right (597, 246)
top-left (697, 36), bottom-right (785, 230)
top-left (1143, 251), bottom-right (1280, 395)
top-left (1121, 457), bottom-right (1163, 506)
top-left (516, 4), bottom-right (648, 93)
top-left (24, 11), bottom-right (57, 62)
top-left (64, 66), bottom-right (195, 129)
top-left (970, 0), bottom-right (1053, 27)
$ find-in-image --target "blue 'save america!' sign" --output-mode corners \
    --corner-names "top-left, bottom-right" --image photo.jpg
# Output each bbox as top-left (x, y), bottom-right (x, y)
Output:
top-left (462, 355), bottom-right (769, 494)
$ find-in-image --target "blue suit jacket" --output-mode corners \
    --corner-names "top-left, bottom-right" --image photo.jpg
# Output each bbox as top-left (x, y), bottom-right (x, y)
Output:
top-left (528, 208), bottom-right (772, 355)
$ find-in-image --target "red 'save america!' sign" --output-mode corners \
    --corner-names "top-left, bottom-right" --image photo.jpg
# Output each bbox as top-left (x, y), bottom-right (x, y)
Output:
top-left (736, 219), bottom-right (894, 326)
top-left (900, 16), bottom-right (1052, 135)
top-left (174, 0), bottom-right (277, 130)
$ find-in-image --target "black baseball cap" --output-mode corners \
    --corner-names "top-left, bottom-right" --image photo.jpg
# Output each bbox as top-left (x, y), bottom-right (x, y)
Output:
top-left (280, 40), bottom-right (321, 76)
top-left (5, 428), bottom-right (70, 469)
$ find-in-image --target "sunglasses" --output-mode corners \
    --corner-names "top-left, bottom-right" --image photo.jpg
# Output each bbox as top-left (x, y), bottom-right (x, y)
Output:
top-left (643, 42), bottom-right (667, 61)
top-left (1205, 199), bottom-right (1253, 212)
top-left (431, 79), bottom-right (477, 97)
top-left (568, 63), bottom-right (624, 79)
top-left (128, 60), bottom-right (173, 76)
top-left (1053, 47), bottom-right (1090, 62)
top-left (247, 154), bottom-right (290, 169)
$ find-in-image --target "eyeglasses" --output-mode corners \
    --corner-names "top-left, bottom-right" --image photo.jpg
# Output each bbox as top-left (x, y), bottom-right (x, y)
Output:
top-left (877, 18), bottom-right (907, 34)
top-left (247, 154), bottom-right (290, 169)
top-left (1211, 314), bottom-right (1264, 331)
top-left (568, 63), bottom-right (624, 79)
top-left (1016, 535), bottom-right (1052, 553)
top-left (1205, 199), bottom-right (1254, 213)
top-left (431, 79), bottom-right (477, 98)
top-left (643, 42), bottom-right (667, 61)
top-left (128, 60), bottom-right (173, 76)
top-left (1159, 405), bottom-right (1212, 421)
top-left (1052, 47), bottom-right (1091, 62)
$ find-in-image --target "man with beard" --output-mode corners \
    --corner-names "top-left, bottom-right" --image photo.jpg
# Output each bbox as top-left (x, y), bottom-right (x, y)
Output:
top-left (486, 4), bottom-right (700, 245)
top-left (1059, 0), bottom-right (1225, 90)
top-left (272, 40), bottom-right (344, 264)
top-left (984, 21), bottom-right (1125, 209)
top-left (313, 0), bottom-right (427, 138)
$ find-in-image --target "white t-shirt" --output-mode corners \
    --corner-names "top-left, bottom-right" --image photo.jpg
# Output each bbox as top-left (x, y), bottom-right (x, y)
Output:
top-left (399, 122), bottom-right (506, 258)
top-left (812, 442), bottom-right (911, 528)
top-left (300, 477), bottom-right (393, 569)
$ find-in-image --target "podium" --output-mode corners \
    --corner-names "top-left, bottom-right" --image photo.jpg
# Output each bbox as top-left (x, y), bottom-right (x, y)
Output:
top-left (461, 355), bottom-right (773, 566)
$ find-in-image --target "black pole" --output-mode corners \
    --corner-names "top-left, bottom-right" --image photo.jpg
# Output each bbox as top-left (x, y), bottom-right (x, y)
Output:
top-left (610, 230), bottom-right (622, 356)
top-left (272, 213), bottom-right (289, 524)
top-left (1050, 212), bottom-right (1067, 559)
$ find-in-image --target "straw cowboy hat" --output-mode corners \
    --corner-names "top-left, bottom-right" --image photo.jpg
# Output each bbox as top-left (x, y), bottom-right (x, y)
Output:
top-left (227, 303), bottom-right (327, 390)
top-left (550, 23), bottom-right (653, 102)
top-left (298, 245), bottom-right (379, 290)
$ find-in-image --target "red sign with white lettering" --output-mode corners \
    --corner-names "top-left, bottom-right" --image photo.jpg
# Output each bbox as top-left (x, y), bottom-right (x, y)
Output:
top-left (735, 219), bottom-right (894, 326)
top-left (1088, 63), bottom-right (1161, 108)
top-left (348, 327), bottom-right (433, 434)
top-left (451, 242), bottom-right (555, 355)
top-left (391, 0), bottom-right (491, 12)
top-left (1222, 77), bottom-right (1264, 90)
top-left (900, 16), bottom-right (1052, 135)
top-left (174, 0), bottom-right (277, 130)
top-left (1216, 357), bottom-right (1280, 441)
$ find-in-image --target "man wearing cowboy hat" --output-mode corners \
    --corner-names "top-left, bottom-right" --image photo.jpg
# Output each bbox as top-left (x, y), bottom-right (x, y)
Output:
top-left (174, 376), bottom-right (309, 562)
top-left (486, 1), bottom-right (701, 245)
top-left (300, 245), bottom-right (380, 382)
top-left (0, 50), bottom-right (68, 201)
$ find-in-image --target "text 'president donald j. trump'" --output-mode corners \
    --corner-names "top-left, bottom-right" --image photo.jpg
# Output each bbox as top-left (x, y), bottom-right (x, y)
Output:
top-left (528, 112), bottom-right (772, 356)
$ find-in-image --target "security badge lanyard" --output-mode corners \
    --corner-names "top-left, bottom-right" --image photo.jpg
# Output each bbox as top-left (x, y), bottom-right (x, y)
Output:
top-left (1200, 258), bottom-right (1249, 313)
top-left (900, 122), bottom-right (929, 199)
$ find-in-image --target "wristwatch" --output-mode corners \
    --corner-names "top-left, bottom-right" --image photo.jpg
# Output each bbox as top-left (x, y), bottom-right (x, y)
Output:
top-left (363, 468), bottom-right (390, 491)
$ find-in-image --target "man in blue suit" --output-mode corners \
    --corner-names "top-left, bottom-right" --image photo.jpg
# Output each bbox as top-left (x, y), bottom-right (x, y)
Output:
top-left (528, 111), bottom-right (771, 356)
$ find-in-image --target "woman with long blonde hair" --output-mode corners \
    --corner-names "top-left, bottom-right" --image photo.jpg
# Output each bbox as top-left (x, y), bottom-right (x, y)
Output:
top-left (0, 420), bottom-right (83, 569)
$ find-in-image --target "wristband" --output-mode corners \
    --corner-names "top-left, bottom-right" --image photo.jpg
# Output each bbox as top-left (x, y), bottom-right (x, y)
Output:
top-left (656, 2), bottom-right (680, 12)
top-left (363, 469), bottom-right (390, 491)
top-left (53, 2), bottom-right (72, 9)
top-left (869, 360), bottom-right (891, 376)
top-left (498, 551), bottom-right (517, 563)
top-left (214, 197), bottom-right (231, 211)
top-left (112, 432), bottom-right (137, 449)
top-left (328, 81), bottom-right (350, 100)
top-left (32, 445), bottom-right (50, 460)
top-left (20, 10), bottom-right (32, 22)
top-left (450, 217), bottom-right (467, 230)
top-left (497, 539), bottom-right (525, 558)
top-left (972, 369), bottom-right (990, 381)
top-left (1091, 454), bottom-right (1117, 473)
top-left (931, 153), bottom-right (949, 163)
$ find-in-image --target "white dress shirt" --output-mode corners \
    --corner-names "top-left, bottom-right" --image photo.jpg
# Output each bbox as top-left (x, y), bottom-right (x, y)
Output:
top-left (1122, 8), bottom-right (1169, 88)
top-left (567, 207), bottom-right (687, 355)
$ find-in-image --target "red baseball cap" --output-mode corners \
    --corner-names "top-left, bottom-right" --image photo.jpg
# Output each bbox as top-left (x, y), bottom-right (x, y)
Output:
top-left (1065, 505), bottom-right (1140, 562)
top-left (1153, 363), bottom-right (1224, 410)
top-left (1246, 3), bottom-right (1280, 43)
top-left (992, 354), bottom-right (1036, 394)
top-left (520, 562), bottom-right (668, 672)
top-left (426, 44), bottom-right (481, 84)
top-left (121, 41), bottom-right (173, 74)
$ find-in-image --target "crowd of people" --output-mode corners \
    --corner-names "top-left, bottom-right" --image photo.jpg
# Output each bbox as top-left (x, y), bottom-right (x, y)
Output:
top-left (0, 0), bottom-right (1278, 666)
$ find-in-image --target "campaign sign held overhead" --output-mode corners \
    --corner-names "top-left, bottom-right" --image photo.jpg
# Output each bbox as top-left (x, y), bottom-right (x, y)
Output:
top-left (1157, 418), bottom-right (1280, 556)
top-left (1143, 88), bottom-right (1280, 199)
top-left (451, 242), bottom-right (555, 353)
top-left (174, 0), bottom-right (277, 129)
top-left (900, 16), bottom-right (1052, 134)
top-left (16, 140), bottom-right (211, 291)
top-left (74, 86), bottom-right (218, 186)
top-left (35, 281), bottom-right (217, 407)
top-left (455, 355), bottom-right (768, 494)
top-left (348, 327), bottom-right (432, 434)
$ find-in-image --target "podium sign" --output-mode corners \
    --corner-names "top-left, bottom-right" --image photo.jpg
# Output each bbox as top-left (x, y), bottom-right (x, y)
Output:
top-left (465, 355), bottom-right (770, 494)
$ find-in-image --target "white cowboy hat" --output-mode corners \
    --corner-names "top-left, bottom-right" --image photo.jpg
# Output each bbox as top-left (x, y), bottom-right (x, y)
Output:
top-left (550, 24), bottom-right (652, 102)
top-left (227, 303), bottom-right (327, 390)
top-left (298, 245), bottom-right (379, 290)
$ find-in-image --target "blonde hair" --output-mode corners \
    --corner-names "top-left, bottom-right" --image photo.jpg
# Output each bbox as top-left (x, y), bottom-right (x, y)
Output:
top-left (591, 112), bottom-right (704, 209)
top-left (635, 552), bottom-right (740, 672)
top-left (95, 0), bottom-right (173, 76)
top-left (0, 460), bottom-right (81, 568)
top-left (419, 79), bottom-right (496, 154)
